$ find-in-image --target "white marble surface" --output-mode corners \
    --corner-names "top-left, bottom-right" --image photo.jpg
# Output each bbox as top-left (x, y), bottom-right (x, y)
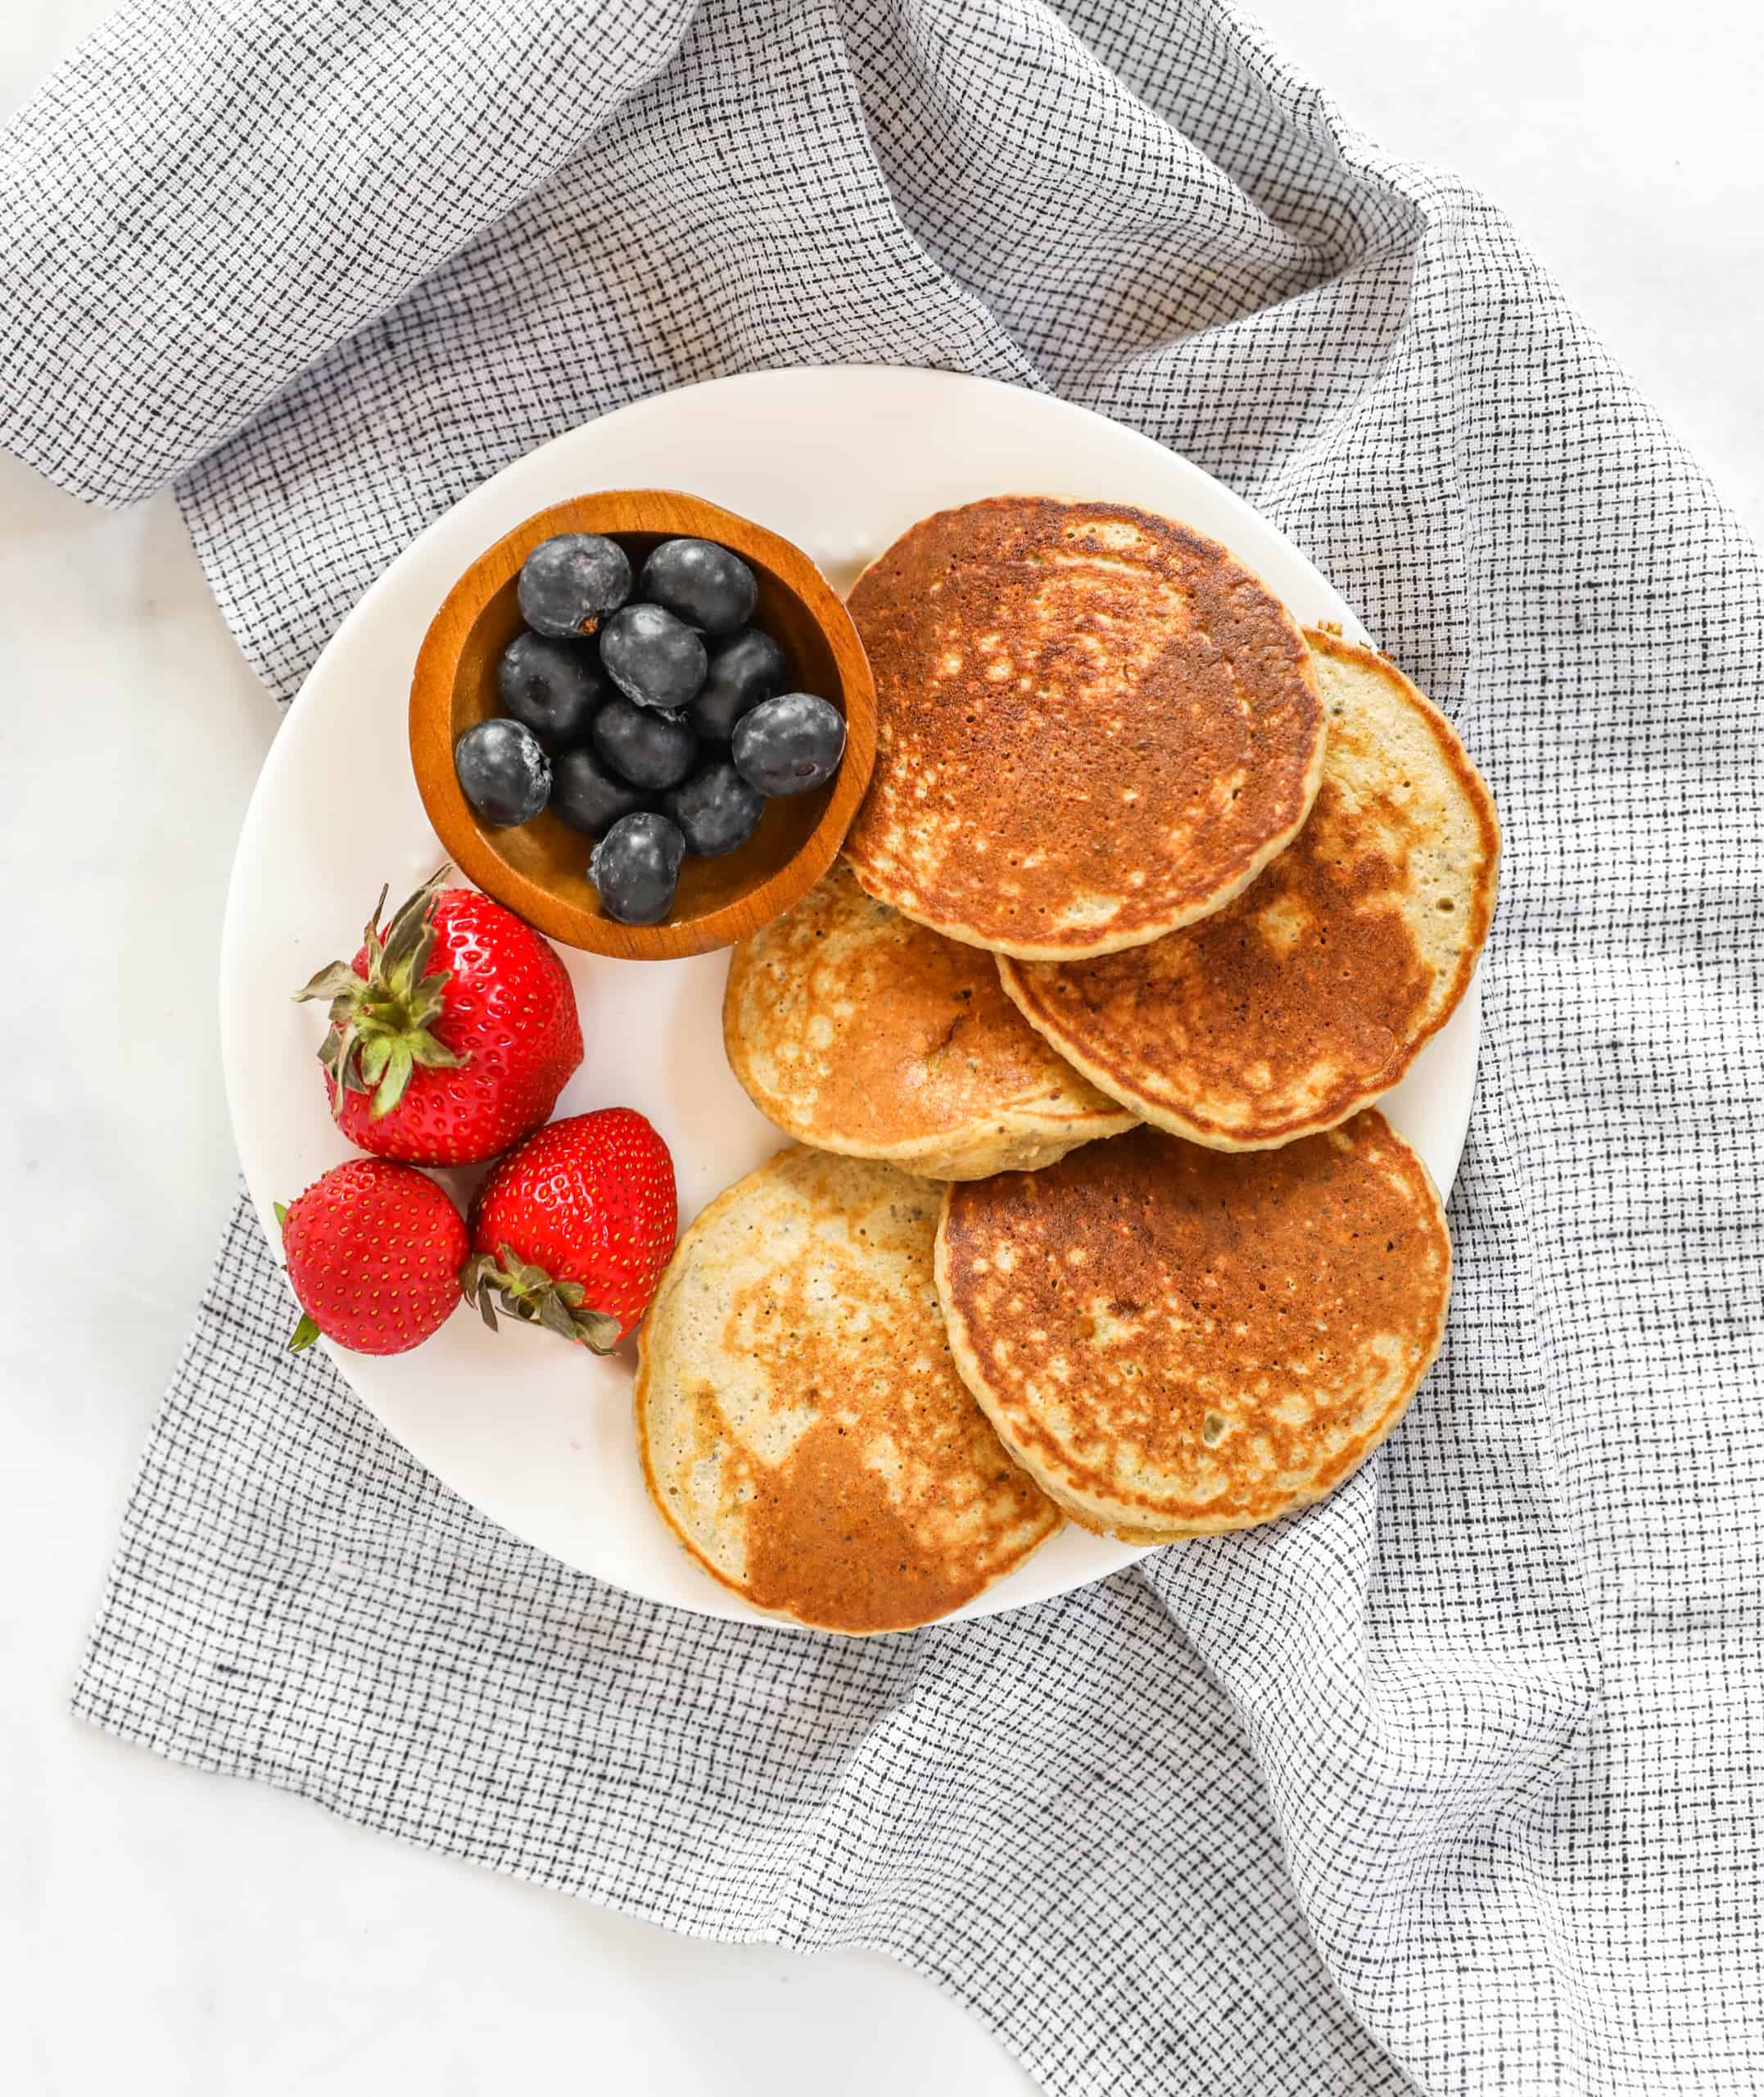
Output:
top-left (2, 3), bottom-right (1760, 2093)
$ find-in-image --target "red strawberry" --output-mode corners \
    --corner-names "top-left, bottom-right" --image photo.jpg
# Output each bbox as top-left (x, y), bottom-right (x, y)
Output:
top-left (463, 1108), bottom-right (676, 1352)
top-left (278, 1158), bottom-right (467, 1356)
top-left (296, 867), bottom-right (581, 1166)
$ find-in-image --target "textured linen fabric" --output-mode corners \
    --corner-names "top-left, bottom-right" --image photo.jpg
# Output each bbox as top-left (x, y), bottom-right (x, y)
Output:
top-left (5, 2), bottom-right (1762, 2091)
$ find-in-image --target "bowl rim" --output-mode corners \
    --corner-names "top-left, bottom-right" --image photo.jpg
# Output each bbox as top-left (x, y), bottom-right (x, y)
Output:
top-left (408, 488), bottom-right (877, 958)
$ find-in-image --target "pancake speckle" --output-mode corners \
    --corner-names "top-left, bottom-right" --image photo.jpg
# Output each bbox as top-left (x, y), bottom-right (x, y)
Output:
top-left (844, 498), bottom-right (1326, 958)
top-left (935, 1115), bottom-right (1451, 1541)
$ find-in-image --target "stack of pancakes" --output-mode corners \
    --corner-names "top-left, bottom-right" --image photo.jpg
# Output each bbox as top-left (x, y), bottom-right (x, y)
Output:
top-left (638, 496), bottom-right (1499, 1633)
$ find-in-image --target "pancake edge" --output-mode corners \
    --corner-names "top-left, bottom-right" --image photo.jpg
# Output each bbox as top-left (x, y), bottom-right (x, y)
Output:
top-left (635, 1149), bottom-right (1061, 1633)
top-left (844, 495), bottom-right (1330, 961)
top-left (931, 1126), bottom-right (1454, 1542)
top-left (995, 632), bottom-right (1502, 1149)
top-left (720, 904), bottom-right (1138, 1179)
top-left (635, 1159), bottom-right (808, 1624)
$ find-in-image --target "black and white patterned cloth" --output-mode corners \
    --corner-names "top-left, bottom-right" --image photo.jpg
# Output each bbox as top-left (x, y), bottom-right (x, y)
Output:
top-left (6, 2), bottom-right (1761, 2090)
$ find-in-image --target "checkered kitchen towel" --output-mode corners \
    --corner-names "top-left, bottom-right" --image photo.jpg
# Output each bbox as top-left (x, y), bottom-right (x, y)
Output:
top-left (6, 2), bottom-right (1761, 2090)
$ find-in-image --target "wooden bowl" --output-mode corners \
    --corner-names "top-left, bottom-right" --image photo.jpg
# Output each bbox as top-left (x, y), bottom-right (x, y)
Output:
top-left (409, 491), bottom-right (876, 959)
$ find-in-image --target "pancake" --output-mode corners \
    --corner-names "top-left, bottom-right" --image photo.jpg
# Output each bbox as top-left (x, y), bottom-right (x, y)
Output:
top-left (723, 863), bottom-right (1136, 1179)
top-left (636, 1148), bottom-right (1061, 1633)
top-left (935, 1113), bottom-right (1450, 1542)
top-left (844, 497), bottom-right (1326, 960)
top-left (999, 631), bottom-right (1500, 1149)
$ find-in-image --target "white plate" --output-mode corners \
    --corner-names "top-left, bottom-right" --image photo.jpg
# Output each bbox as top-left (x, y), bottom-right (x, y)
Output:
top-left (222, 367), bottom-right (1479, 1630)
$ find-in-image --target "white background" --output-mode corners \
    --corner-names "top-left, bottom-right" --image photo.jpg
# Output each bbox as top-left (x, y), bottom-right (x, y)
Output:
top-left (3, 3), bottom-right (1761, 2092)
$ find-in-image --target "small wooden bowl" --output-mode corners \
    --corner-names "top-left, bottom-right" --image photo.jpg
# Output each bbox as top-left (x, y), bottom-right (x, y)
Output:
top-left (409, 491), bottom-right (876, 959)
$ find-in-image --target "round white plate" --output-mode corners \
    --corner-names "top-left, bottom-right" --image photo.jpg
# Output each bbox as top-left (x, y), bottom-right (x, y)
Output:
top-left (222, 367), bottom-right (1479, 1631)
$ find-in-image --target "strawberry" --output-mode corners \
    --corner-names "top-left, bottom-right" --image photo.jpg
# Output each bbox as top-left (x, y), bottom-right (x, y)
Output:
top-left (296, 867), bottom-right (581, 1166)
top-left (278, 1158), bottom-right (467, 1356)
top-left (463, 1108), bottom-right (676, 1352)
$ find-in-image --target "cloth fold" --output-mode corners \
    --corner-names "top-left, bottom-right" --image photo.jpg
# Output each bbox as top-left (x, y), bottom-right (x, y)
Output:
top-left (7, 2), bottom-right (1760, 2092)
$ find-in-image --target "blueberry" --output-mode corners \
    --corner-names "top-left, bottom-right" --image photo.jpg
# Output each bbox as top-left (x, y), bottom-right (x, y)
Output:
top-left (663, 759), bottom-right (767, 858)
top-left (599, 603), bottom-right (708, 712)
top-left (590, 812), bottom-right (686, 926)
top-left (517, 534), bottom-right (631, 638)
top-left (592, 695), bottom-right (699, 790)
top-left (731, 692), bottom-right (846, 797)
top-left (496, 630), bottom-right (604, 750)
top-left (640, 538), bottom-right (758, 637)
top-left (550, 745), bottom-right (653, 836)
top-left (689, 627), bottom-right (788, 741)
top-left (455, 718), bottom-right (550, 827)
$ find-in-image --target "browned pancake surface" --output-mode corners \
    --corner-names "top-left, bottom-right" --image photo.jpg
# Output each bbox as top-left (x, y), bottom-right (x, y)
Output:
top-left (1000, 632), bottom-right (1500, 1146)
top-left (637, 1150), bottom-right (1059, 1632)
top-left (844, 498), bottom-right (1325, 958)
top-left (723, 863), bottom-right (1132, 1175)
top-left (936, 1115), bottom-right (1450, 1538)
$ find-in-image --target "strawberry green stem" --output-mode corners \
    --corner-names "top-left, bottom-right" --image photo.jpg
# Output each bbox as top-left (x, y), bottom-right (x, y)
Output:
top-left (294, 866), bottom-right (466, 1121)
top-left (460, 1247), bottom-right (622, 1354)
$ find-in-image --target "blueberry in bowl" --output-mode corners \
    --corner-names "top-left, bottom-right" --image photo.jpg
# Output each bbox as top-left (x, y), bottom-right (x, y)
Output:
top-left (640, 537), bottom-right (758, 636)
top-left (690, 627), bottom-right (787, 742)
top-left (454, 718), bottom-right (551, 827)
top-left (590, 812), bottom-right (688, 926)
top-left (592, 697), bottom-right (699, 791)
top-left (517, 533), bottom-right (631, 638)
top-left (732, 692), bottom-right (848, 797)
top-left (664, 759), bottom-right (767, 858)
top-left (599, 602), bottom-right (708, 713)
top-left (550, 746), bottom-right (652, 836)
top-left (410, 491), bottom-right (875, 958)
top-left (497, 630), bottom-right (605, 750)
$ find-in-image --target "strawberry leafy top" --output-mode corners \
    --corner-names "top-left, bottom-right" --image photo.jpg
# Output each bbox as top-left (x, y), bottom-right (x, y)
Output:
top-left (460, 1247), bottom-right (623, 1354)
top-left (295, 867), bottom-right (466, 1120)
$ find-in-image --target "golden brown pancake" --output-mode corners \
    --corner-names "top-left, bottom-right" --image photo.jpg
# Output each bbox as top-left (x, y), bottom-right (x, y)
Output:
top-left (636, 1148), bottom-right (1060, 1633)
top-left (999, 632), bottom-right (1500, 1148)
top-left (844, 497), bottom-right (1326, 960)
top-left (722, 862), bottom-right (1136, 1178)
top-left (935, 1113), bottom-right (1451, 1542)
